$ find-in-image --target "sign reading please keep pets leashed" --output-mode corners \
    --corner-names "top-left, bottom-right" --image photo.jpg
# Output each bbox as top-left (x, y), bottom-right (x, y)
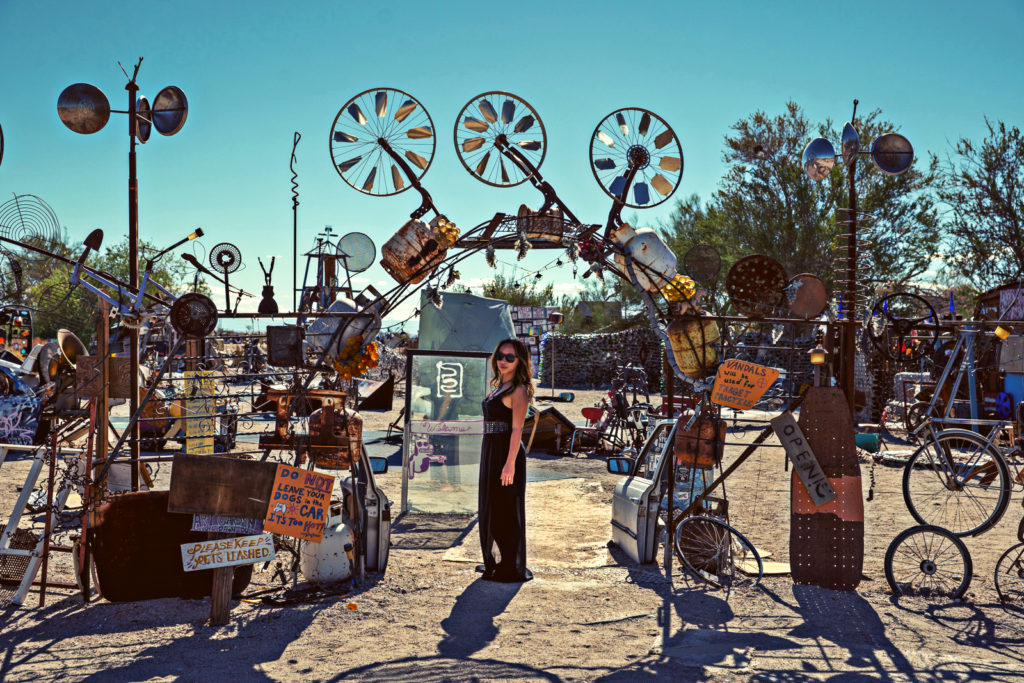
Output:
top-left (180, 533), bottom-right (275, 572)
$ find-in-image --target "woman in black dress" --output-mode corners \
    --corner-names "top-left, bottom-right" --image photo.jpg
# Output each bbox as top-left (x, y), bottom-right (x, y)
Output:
top-left (478, 338), bottom-right (533, 582)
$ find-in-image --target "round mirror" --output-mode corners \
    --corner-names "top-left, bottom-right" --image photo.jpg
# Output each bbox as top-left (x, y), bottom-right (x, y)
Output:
top-left (841, 123), bottom-right (859, 167)
top-left (801, 137), bottom-right (835, 182)
top-left (152, 86), bottom-right (188, 136)
top-left (870, 133), bottom-right (913, 175)
top-left (135, 96), bottom-right (151, 144)
top-left (57, 83), bottom-right (110, 135)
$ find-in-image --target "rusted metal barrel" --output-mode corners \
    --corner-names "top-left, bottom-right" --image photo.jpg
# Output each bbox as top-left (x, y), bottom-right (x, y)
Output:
top-left (665, 314), bottom-right (720, 378)
top-left (380, 219), bottom-right (447, 285)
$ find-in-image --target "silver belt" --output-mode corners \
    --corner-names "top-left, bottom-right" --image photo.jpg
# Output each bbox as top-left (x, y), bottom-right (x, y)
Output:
top-left (484, 422), bottom-right (510, 434)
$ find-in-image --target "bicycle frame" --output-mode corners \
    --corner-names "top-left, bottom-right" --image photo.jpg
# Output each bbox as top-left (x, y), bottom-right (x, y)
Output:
top-left (70, 261), bottom-right (175, 319)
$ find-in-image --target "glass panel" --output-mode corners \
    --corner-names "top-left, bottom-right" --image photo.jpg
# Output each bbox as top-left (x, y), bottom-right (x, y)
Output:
top-left (404, 352), bottom-right (491, 513)
top-left (634, 422), bottom-right (672, 481)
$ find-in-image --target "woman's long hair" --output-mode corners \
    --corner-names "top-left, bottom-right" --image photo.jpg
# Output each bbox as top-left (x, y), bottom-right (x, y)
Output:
top-left (489, 337), bottom-right (534, 400)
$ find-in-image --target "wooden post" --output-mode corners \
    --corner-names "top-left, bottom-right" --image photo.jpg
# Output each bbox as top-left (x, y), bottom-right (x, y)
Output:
top-left (186, 337), bottom-right (234, 626)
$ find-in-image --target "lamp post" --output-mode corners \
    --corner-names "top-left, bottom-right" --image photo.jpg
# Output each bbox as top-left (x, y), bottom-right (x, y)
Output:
top-left (58, 58), bottom-right (188, 491)
top-left (801, 100), bottom-right (914, 415)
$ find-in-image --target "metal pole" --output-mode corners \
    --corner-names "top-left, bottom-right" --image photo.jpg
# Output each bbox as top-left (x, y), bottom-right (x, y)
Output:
top-left (127, 75), bottom-right (141, 491)
top-left (841, 100), bottom-right (859, 416)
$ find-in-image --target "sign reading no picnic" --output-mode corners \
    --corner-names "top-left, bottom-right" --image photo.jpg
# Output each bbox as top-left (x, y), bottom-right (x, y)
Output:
top-left (711, 359), bottom-right (780, 411)
top-left (262, 464), bottom-right (335, 542)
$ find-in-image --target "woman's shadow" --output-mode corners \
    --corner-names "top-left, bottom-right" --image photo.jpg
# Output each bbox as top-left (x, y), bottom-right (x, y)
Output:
top-left (437, 577), bottom-right (522, 658)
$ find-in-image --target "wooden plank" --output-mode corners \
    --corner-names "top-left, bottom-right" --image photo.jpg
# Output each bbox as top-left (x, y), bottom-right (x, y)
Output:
top-left (771, 411), bottom-right (835, 506)
top-left (167, 455), bottom-right (278, 518)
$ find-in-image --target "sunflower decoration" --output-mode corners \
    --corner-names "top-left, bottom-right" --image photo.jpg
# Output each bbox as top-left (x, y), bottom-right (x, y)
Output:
top-left (332, 335), bottom-right (381, 381)
top-left (431, 216), bottom-right (460, 248)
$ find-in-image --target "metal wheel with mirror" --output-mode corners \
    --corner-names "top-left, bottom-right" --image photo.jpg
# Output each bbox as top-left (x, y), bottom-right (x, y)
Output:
top-left (870, 132), bottom-right (914, 175)
top-left (0, 121), bottom-right (4, 168)
top-left (151, 86), bottom-right (188, 136)
top-left (841, 123), bottom-right (859, 167)
top-left (801, 137), bottom-right (836, 182)
top-left (57, 83), bottom-right (111, 135)
top-left (330, 87), bottom-right (435, 196)
top-left (134, 96), bottom-right (152, 143)
top-left (590, 107), bottom-right (682, 208)
top-left (454, 91), bottom-right (546, 187)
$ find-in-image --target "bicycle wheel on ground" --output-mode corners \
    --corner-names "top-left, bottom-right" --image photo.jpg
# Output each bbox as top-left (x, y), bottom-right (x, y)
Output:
top-left (995, 542), bottom-right (1024, 606)
top-left (884, 525), bottom-right (972, 599)
top-left (674, 515), bottom-right (762, 589)
top-left (903, 429), bottom-right (1011, 536)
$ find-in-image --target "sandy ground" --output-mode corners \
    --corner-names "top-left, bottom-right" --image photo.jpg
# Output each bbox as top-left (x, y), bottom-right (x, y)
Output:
top-left (2, 385), bottom-right (1024, 681)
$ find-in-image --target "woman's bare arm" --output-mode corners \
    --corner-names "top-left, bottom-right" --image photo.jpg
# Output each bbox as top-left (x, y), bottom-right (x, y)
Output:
top-left (501, 385), bottom-right (528, 486)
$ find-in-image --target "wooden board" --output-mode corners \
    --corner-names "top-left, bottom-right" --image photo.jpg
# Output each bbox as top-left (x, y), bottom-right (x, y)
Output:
top-left (167, 455), bottom-right (278, 518)
top-left (710, 359), bottom-right (779, 410)
top-left (771, 411), bottom-right (836, 506)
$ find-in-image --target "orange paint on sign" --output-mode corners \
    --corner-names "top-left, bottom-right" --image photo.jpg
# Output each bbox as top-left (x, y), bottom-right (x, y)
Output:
top-left (263, 464), bottom-right (335, 542)
top-left (710, 359), bottom-right (780, 411)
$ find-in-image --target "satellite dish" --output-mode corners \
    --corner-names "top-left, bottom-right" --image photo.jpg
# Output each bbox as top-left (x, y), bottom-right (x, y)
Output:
top-left (683, 244), bottom-right (721, 285)
top-left (870, 132), bottom-right (913, 175)
top-left (135, 95), bottom-right (152, 143)
top-left (725, 254), bottom-right (788, 318)
top-left (336, 232), bottom-right (376, 274)
top-left (151, 86), bottom-right (188, 136)
top-left (589, 107), bottom-right (683, 209)
top-left (801, 137), bottom-right (835, 182)
top-left (57, 83), bottom-right (110, 135)
top-left (786, 273), bottom-right (828, 319)
top-left (841, 123), bottom-right (859, 167)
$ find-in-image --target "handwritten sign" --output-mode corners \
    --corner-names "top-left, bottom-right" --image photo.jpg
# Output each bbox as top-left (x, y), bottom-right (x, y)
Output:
top-left (710, 359), bottom-right (780, 410)
top-left (262, 464), bottom-right (334, 542)
top-left (408, 419), bottom-right (484, 436)
top-left (191, 514), bottom-right (265, 535)
top-left (180, 533), bottom-right (275, 572)
top-left (185, 370), bottom-right (216, 455)
top-left (770, 412), bottom-right (835, 506)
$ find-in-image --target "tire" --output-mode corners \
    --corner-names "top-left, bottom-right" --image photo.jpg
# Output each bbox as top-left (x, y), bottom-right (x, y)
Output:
top-left (994, 542), bottom-right (1024, 606)
top-left (902, 429), bottom-right (1011, 536)
top-left (884, 525), bottom-right (972, 599)
top-left (674, 515), bottom-right (762, 589)
top-left (905, 402), bottom-right (930, 435)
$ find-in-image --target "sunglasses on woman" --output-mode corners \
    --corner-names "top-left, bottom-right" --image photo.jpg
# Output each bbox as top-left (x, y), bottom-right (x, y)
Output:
top-left (495, 352), bottom-right (517, 363)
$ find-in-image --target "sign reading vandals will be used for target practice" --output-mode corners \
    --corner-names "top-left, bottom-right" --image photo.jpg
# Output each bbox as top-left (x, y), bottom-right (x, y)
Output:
top-left (710, 359), bottom-right (780, 411)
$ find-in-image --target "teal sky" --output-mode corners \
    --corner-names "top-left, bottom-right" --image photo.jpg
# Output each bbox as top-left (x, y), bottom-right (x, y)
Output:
top-left (0, 0), bottom-right (1021, 328)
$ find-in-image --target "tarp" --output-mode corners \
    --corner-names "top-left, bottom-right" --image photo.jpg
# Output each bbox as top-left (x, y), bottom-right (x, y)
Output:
top-left (417, 290), bottom-right (516, 353)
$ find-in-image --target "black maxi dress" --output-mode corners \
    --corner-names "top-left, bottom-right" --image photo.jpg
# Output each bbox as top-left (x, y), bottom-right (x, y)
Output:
top-left (478, 385), bottom-right (532, 582)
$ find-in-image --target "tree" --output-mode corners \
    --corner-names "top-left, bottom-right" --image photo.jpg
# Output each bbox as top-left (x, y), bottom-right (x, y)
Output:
top-left (22, 235), bottom-right (206, 343)
top-left (660, 102), bottom-right (942, 310)
top-left (935, 118), bottom-right (1024, 287)
top-left (476, 271), bottom-right (555, 307)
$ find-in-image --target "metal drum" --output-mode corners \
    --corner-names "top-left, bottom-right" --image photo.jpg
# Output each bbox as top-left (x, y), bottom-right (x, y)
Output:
top-left (380, 219), bottom-right (448, 285)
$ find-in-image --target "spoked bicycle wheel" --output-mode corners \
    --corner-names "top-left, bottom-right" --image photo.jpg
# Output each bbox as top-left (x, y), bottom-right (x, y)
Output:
top-left (884, 525), bottom-right (972, 599)
top-left (995, 542), bottom-right (1024, 606)
top-left (589, 107), bottom-right (683, 209)
top-left (453, 91), bottom-right (546, 187)
top-left (329, 87), bottom-right (435, 196)
top-left (903, 429), bottom-right (1011, 536)
top-left (674, 516), bottom-right (762, 589)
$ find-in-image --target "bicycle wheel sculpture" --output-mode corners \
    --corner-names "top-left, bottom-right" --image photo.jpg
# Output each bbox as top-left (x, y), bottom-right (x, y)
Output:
top-left (169, 292), bottom-right (218, 339)
top-left (454, 91), bottom-right (545, 187)
top-left (867, 292), bottom-right (940, 362)
top-left (884, 525), bottom-right (972, 599)
top-left (330, 88), bottom-right (435, 196)
top-left (674, 516), bottom-right (762, 588)
top-left (589, 107), bottom-right (682, 209)
top-left (902, 429), bottom-right (1011, 536)
top-left (995, 541), bottom-right (1024, 606)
